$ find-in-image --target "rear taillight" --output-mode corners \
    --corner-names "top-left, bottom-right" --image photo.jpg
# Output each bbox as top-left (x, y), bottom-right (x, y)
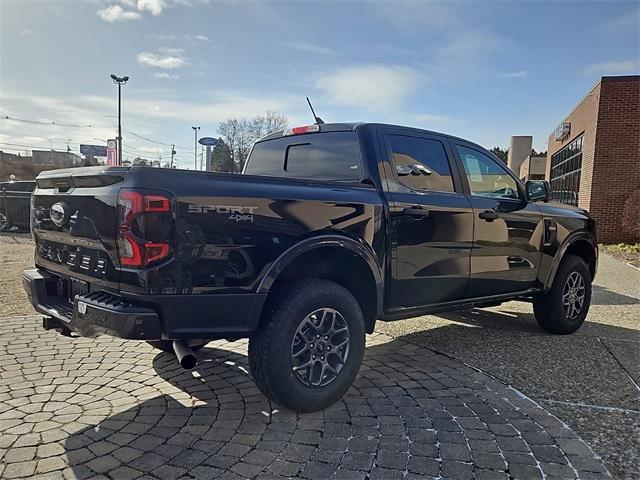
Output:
top-left (116, 189), bottom-right (172, 268)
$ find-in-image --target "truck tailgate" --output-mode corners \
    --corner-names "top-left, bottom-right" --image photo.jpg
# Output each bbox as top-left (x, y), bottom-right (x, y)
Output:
top-left (31, 166), bottom-right (128, 291)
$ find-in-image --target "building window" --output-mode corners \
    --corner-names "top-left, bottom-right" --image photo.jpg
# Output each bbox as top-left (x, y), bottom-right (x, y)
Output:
top-left (549, 134), bottom-right (583, 206)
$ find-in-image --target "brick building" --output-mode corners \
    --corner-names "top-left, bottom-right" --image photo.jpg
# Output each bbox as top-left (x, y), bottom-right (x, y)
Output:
top-left (546, 75), bottom-right (640, 243)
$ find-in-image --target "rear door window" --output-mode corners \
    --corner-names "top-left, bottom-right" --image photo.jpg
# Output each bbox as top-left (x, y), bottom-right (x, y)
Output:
top-left (245, 132), bottom-right (362, 182)
top-left (387, 135), bottom-right (455, 192)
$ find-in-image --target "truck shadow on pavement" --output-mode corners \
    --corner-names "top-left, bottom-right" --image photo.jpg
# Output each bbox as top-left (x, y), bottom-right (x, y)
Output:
top-left (591, 284), bottom-right (639, 305)
top-left (62, 324), bottom-right (618, 480)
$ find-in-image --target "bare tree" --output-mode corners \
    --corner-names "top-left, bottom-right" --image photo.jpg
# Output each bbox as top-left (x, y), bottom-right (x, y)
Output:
top-left (250, 111), bottom-right (288, 141)
top-left (218, 112), bottom-right (288, 172)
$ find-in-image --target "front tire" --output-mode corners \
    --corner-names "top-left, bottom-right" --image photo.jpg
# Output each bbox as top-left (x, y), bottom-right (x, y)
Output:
top-left (533, 254), bottom-right (592, 334)
top-left (248, 279), bottom-right (365, 413)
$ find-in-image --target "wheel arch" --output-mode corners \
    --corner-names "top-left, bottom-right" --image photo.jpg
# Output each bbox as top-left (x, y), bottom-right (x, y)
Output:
top-left (544, 234), bottom-right (597, 291)
top-left (256, 235), bottom-right (384, 333)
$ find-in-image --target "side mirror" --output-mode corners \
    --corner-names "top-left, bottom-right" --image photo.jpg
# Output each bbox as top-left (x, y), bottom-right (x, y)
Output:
top-left (525, 180), bottom-right (549, 202)
top-left (396, 164), bottom-right (433, 176)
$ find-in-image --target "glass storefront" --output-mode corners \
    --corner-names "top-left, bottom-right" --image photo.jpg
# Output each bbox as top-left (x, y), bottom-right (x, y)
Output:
top-left (549, 135), bottom-right (583, 206)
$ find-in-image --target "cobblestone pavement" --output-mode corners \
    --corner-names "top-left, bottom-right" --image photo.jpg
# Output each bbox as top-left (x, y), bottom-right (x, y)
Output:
top-left (0, 316), bottom-right (611, 480)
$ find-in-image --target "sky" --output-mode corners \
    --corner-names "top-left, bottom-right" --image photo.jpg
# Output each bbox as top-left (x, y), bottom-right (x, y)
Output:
top-left (1, 0), bottom-right (638, 169)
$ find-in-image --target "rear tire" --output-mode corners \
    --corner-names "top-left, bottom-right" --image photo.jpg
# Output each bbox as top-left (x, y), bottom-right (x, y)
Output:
top-left (147, 340), bottom-right (208, 353)
top-left (248, 278), bottom-right (365, 413)
top-left (533, 254), bottom-right (592, 334)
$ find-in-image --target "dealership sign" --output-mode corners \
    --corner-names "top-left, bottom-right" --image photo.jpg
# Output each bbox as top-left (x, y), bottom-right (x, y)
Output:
top-left (106, 139), bottom-right (117, 166)
top-left (198, 137), bottom-right (218, 146)
top-left (80, 144), bottom-right (107, 156)
top-left (554, 122), bottom-right (571, 141)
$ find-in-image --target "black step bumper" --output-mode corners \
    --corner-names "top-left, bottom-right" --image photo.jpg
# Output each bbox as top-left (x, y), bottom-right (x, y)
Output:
top-left (23, 269), bottom-right (161, 339)
top-left (23, 268), bottom-right (267, 340)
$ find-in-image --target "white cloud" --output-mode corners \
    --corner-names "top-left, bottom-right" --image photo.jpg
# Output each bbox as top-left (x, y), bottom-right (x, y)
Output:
top-left (97, 4), bottom-right (142, 23)
top-left (597, 7), bottom-right (640, 34)
top-left (315, 65), bottom-right (423, 112)
top-left (280, 42), bottom-right (338, 56)
top-left (20, 29), bottom-right (35, 36)
top-left (499, 70), bottom-right (528, 79)
top-left (583, 60), bottom-right (639, 75)
top-left (137, 0), bottom-right (165, 16)
top-left (137, 51), bottom-right (186, 69)
top-left (190, 34), bottom-right (209, 43)
top-left (154, 72), bottom-right (179, 79)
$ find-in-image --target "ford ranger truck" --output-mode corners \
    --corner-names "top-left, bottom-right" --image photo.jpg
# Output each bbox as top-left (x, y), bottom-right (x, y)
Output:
top-left (23, 122), bottom-right (598, 412)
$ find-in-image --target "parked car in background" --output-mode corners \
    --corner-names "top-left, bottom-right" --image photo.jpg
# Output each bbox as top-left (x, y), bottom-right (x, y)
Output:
top-left (0, 179), bottom-right (35, 232)
top-left (23, 122), bottom-right (598, 412)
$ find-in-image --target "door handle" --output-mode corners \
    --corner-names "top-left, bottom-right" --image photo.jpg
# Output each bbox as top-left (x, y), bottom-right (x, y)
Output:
top-left (478, 209), bottom-right (499, 221)
top-left (403, 206), bottom-right (430, 218)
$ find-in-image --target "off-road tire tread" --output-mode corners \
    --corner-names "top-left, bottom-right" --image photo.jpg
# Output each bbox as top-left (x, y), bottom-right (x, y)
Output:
top-left (533, 254), bottom-right (591, 334)
top-left (248, 278), bottom-right (363, 410)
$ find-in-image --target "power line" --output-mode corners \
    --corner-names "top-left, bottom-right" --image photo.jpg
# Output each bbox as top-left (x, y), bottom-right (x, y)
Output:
top-left (2, 113), bottom-right (198, 156)
top-left (1, 114), bottom-right (112, 129)
top-left (0, 141), bottom-right (81, 153)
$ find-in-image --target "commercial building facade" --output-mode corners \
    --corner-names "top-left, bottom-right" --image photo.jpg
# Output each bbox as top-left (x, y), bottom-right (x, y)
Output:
top-left (546, 75), bottom-right (639, 243)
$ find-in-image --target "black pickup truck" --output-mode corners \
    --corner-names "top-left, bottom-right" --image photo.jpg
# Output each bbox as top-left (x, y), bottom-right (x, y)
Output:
top-left (23, 122), bottom-right (597, 412)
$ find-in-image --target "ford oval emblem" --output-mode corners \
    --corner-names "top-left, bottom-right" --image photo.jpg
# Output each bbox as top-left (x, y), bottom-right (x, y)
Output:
top-left (50, 202), bottom-right (68, 227)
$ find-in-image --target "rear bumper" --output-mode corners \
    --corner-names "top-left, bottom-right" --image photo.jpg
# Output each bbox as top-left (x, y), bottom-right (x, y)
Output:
top-left (23, 269), bottom-right (161, 339)
top-left (23, 268), bottom-right (267, 340)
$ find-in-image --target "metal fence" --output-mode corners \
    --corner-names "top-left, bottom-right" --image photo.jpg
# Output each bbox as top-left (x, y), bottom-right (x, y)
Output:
top-left (0, 188), bottom-right (31, 232)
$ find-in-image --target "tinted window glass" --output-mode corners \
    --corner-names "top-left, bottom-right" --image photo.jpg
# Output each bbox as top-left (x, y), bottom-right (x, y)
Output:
top-left (245, 132), bottom-right (361, 181)
top-left (457, 146), bottom-right (520, 200)
top-left (388, 135), bottom-right (454, 192)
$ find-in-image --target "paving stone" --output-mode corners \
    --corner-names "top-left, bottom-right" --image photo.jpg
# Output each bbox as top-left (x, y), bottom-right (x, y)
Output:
top-left (473, 452), bottom-right (507, 470)
top-left (267, 459), bottom-right (302, 476)
top-left (507, 463), bottom-right (544, 479)
top-left (0, 317), bottom-right (611, 480)
top-left (35, 456), bottom-right (67, 474)
top-left (85, 455), bottom-right (121, 474)
top-left (440, 460), bottom-right (473, 479)
top-left (440, 442), bottom-right (472, 462)
top-left (407, 455), bottom-right (439, 476)
top-left (342, 451), bottom-right (374, 470)
top-left (375, 450), bottom-right (408, 470)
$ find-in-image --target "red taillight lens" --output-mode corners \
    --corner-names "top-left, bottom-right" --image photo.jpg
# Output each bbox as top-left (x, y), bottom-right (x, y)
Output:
top-left (116, 189), bottom-right (172, 268)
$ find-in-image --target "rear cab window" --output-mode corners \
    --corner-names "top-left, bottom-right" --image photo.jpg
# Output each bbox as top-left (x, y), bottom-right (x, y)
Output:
top-left (244, 132), bottom-right (362, 182)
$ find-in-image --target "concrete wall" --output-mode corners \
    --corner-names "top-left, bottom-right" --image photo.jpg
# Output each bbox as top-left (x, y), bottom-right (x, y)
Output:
top-left (507, 136), bottom-right (533, 174)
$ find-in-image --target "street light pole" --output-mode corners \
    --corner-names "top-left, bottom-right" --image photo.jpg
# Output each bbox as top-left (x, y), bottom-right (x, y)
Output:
top-left (110, 74), bottom-right (129, 166)
top-left (192, 126), bottom-right (200, 170)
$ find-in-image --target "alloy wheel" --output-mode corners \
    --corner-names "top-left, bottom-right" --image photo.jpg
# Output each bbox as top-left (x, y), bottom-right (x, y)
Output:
top-left (290, 308), bottom-right (350, 387)
top-left (562, 271), bottom-right (586, 320)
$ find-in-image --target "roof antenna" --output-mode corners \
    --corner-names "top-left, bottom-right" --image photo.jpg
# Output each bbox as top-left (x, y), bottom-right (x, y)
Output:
top-left (306, 97), bottom-right (325, 125)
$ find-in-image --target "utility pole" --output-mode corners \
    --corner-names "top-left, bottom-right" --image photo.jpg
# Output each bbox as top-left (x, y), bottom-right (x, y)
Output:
top-left (170, 144), bottom-right (176, 168)
top-left (110, 74), bottom-right (129, 166)
top-left (192, 126), bottom-right (200, 170)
